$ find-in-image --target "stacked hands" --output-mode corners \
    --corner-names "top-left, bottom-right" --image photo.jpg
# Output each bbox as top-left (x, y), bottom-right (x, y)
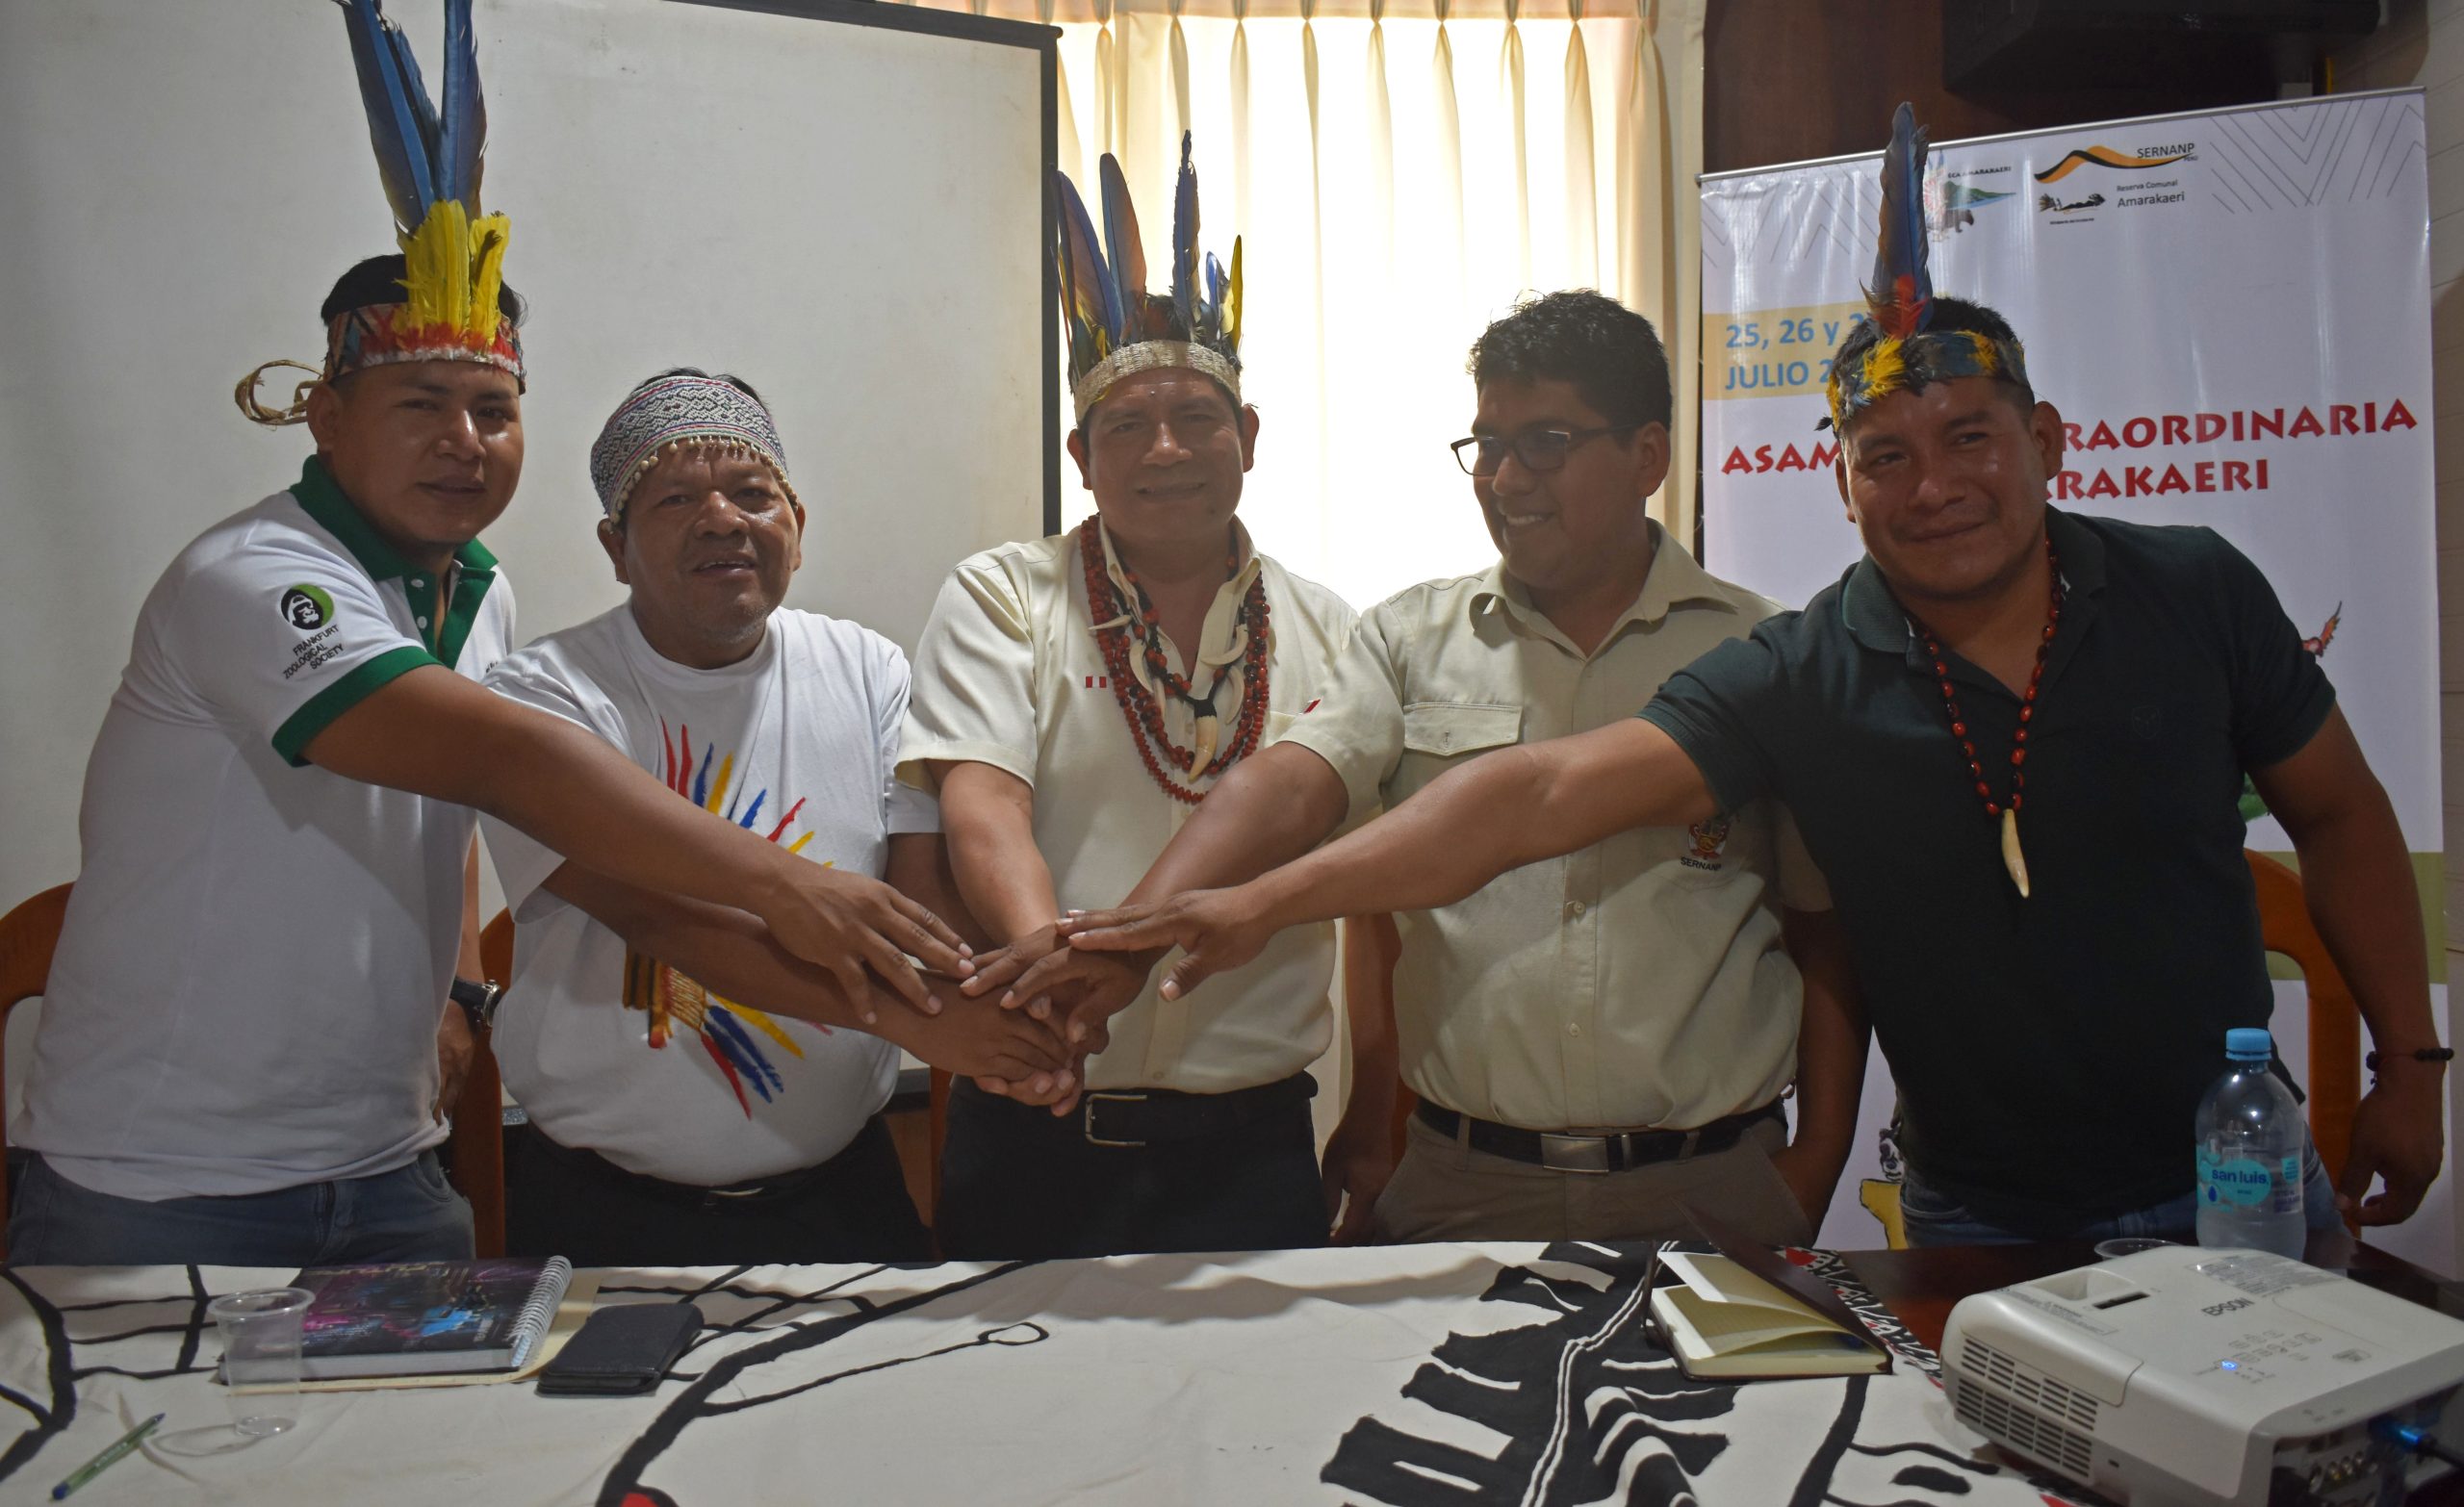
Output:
top-left (949, 925), bottom-right (1162, 1112)
top-left (804, 880), bottom-right (1396, 1243)
top-left (754, 867), bottom-right (1079, 1093)
top-left (964, 893), bottom-right (1396, 1242)
top-left (949, 890), bottom-right (1264, 1113)
top-left (798, 883), bottom-right (1260, 1116)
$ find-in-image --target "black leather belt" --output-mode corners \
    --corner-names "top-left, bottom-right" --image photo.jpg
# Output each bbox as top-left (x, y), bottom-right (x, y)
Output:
top-left (1415, 1099), bottom-right (1784, 1174)
top-left (514, 1119), bottom-right (858, 1206)
top-left (1081, 1073), bottom-right (1317, 1148)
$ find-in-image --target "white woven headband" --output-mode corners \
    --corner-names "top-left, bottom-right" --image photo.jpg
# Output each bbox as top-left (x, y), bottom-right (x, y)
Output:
top-left (1071, 343), bottom-right (1243, 422)
top-left (590, 375), bottom-right (792, 521)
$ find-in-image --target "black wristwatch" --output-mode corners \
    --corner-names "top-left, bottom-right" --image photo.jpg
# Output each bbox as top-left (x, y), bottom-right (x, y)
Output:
top-left (449, 977), bottom-right (504, 1034)
top-left (2365, 1045), bottom-right (2455, 1072)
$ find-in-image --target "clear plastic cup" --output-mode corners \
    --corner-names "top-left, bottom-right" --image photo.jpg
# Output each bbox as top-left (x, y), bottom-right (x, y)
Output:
top-left (208, 1288), bottom-right (313, 1437)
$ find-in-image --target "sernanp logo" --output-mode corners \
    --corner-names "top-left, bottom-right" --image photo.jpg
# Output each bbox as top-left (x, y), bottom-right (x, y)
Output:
top-left (279, 584), bottom-right (335, 631)
top-left (2033, 143), bottom-right (2194, 184)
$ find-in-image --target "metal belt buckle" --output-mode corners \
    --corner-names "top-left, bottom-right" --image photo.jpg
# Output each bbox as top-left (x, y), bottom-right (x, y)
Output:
top-left (1083, 1090), bottom-right (1150, 1148)
top-left (1537, 1132), bottom-right (1614, 1174)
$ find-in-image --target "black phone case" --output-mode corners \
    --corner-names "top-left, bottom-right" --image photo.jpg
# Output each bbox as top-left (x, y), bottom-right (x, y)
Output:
top-left (536, 1300), bottom-right (702, 1397)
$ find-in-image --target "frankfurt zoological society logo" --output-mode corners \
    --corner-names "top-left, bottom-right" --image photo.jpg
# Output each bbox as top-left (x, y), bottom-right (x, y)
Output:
top-left (279, 584), bottom-right (335, 631)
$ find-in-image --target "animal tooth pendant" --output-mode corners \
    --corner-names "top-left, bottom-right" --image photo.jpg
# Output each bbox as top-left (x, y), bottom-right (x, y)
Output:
top-left (2000, 807), bottom-right (2031, 898)
top-left (1190, 713), bottom-right (1221, 776)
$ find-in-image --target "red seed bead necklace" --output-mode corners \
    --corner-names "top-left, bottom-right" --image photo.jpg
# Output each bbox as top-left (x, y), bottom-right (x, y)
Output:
top-left (1909, 534), bottom-right (2060, 898)
top-left (1077, 515), bottom-right (1271, 805)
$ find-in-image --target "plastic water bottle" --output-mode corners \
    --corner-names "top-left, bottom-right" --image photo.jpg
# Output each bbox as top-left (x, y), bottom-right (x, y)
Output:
top-left (2194, 1027), bottom-right (2306, 1258)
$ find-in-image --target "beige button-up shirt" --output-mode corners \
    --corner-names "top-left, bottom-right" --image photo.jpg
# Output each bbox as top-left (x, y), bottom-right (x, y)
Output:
top-left (898, 523), bottom-right (1358, 1092)
top-left (1275, 522), bottom-right (1830, 1132)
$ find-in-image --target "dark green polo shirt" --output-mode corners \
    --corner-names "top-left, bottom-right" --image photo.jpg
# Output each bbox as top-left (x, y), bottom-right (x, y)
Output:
top-left (1640, 507), bottom-right (2334, 1227)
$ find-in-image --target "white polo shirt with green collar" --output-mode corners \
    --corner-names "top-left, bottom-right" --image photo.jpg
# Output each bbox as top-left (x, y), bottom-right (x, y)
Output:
top-left (14, 456), bottom-right (515, 1202)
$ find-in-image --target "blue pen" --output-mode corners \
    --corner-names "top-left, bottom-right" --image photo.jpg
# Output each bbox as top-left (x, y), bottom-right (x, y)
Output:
top-left (51, 1412), bottom-right (163, 1499)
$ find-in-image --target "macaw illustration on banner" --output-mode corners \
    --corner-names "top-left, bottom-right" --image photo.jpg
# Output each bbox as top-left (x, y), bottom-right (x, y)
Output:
top-left (1699, 90), bottom-right (2450, 1261)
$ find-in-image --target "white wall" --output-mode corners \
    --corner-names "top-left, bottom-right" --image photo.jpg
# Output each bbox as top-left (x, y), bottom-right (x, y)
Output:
top-left (0, 0), bottom-right (1051, 919)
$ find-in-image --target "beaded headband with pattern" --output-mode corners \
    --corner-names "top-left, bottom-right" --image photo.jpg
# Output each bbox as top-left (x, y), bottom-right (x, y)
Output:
top-left (1822, 103), bottom-right (2030, 433)
top-left (590, 375), bottom-right (797, 524)
top-left (237, 0), bottom-right (521, 427)
top-left (1059, 132), bottom-right (1244, 422)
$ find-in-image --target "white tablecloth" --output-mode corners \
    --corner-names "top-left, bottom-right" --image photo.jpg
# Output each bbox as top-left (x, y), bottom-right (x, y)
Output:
top-left (0, 1242), bottom-right (2082, 1506)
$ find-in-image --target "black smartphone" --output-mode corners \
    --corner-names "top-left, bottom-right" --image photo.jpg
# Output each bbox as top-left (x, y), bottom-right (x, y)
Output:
top-left (535, 1301), bottom-right (703, 1398)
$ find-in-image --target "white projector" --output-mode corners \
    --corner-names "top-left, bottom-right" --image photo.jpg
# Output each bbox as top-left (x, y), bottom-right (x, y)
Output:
top-left (1940, 1246), bottom-right (2464, 1506)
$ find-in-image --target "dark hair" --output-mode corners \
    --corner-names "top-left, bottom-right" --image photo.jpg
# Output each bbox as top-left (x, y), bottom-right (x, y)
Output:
top-left (1466, 291), bottom-right (1672, 430)
top-left (319, 253), bottom-right (526, 326)
top-left (1828, 294), bottom-right (2035, 421)
top-left (629, 366), bottom-right (768, 409)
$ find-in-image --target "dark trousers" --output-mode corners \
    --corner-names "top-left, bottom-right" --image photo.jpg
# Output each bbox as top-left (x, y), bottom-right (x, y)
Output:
top-left (7, 1148), bottom-right (472, 1267)
top-left (503, 1116), bottom-right (930, 1267)
top-left (936, 1076), bottom-right (1327, 1260)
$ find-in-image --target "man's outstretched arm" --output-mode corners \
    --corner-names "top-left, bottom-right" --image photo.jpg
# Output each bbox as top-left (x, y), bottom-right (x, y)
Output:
top-left (306, 665), bottom-right (969, 1012)
top-left (1068, 717), bottom-right (1720, 998)
top-left (1137, 743), bottom-right (1352, 900)
top-left (539, 857), bottom-right (1071, 1085)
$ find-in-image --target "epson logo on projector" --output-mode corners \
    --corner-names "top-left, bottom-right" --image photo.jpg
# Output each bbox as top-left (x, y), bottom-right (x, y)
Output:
top-left (2203, 1299), bottom-right (2252, 1317)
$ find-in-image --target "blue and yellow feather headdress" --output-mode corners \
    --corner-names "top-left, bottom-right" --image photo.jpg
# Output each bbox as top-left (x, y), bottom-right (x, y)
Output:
top-left (1823, 104), bottom-right (2028, 432)
top-left (239, 0), bottom-right (518, 424)
top-left (1058, 133), bottom-right (1243, 422)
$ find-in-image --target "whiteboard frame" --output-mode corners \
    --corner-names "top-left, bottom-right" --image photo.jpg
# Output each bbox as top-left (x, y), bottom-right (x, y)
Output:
top-left (682, 0), bottom-right (1064, 534)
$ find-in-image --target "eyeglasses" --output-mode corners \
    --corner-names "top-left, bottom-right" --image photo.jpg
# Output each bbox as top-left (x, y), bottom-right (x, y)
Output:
top-left (1449, 425), bottom-right (1632, 476)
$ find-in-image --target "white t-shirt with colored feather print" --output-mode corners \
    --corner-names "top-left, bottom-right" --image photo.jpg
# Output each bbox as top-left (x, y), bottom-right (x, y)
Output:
top-left (482, 605), bottom-right (934, 1187)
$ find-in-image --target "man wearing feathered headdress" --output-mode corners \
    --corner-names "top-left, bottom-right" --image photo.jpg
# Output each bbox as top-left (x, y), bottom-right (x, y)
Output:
top-left (897, 137), bottom-right (1372, 1260)
top-left (11, 2), bottom-right (968, 1266)
top-left (1054, 105), bottom-right (2445, 1250)
top-left (988, 292), bottom-right (1865, 1250)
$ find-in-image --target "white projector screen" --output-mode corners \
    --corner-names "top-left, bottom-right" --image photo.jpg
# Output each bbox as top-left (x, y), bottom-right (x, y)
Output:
top-left (0, 0), bottom-right (1059, 912)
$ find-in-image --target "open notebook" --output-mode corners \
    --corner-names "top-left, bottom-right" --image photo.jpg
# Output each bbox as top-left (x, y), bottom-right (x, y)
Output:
top-left (1644, 1204), bottom-right (1892, 1381)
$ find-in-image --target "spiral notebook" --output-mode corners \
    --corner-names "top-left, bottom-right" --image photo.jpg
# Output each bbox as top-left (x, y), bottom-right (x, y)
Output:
top-left (288, 1257), bottom-right (577, 1379)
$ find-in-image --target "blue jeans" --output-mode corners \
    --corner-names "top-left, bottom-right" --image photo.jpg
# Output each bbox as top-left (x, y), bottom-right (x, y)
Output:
top-left (7, 1150), bottom-right (473, 1266)
top-left (1900, 1142), bottom-right (2343, 1248)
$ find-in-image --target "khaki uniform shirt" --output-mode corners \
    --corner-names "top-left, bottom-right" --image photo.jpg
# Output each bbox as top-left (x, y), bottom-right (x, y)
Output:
top-left (899, 524), bottom-right (1357, 1092)
top-left (1275, 523), bottom-right (1829, 1132)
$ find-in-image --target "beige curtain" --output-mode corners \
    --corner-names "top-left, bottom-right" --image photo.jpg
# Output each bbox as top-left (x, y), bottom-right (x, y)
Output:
top-left (904, 0), bottom-right (1705, 605)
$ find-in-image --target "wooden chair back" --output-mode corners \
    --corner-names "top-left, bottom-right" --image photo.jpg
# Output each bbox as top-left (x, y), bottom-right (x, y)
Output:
top-left (0, 883), bottom-right (73, 1262)
top-left (458, 910), bottom-right (514, 1258)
